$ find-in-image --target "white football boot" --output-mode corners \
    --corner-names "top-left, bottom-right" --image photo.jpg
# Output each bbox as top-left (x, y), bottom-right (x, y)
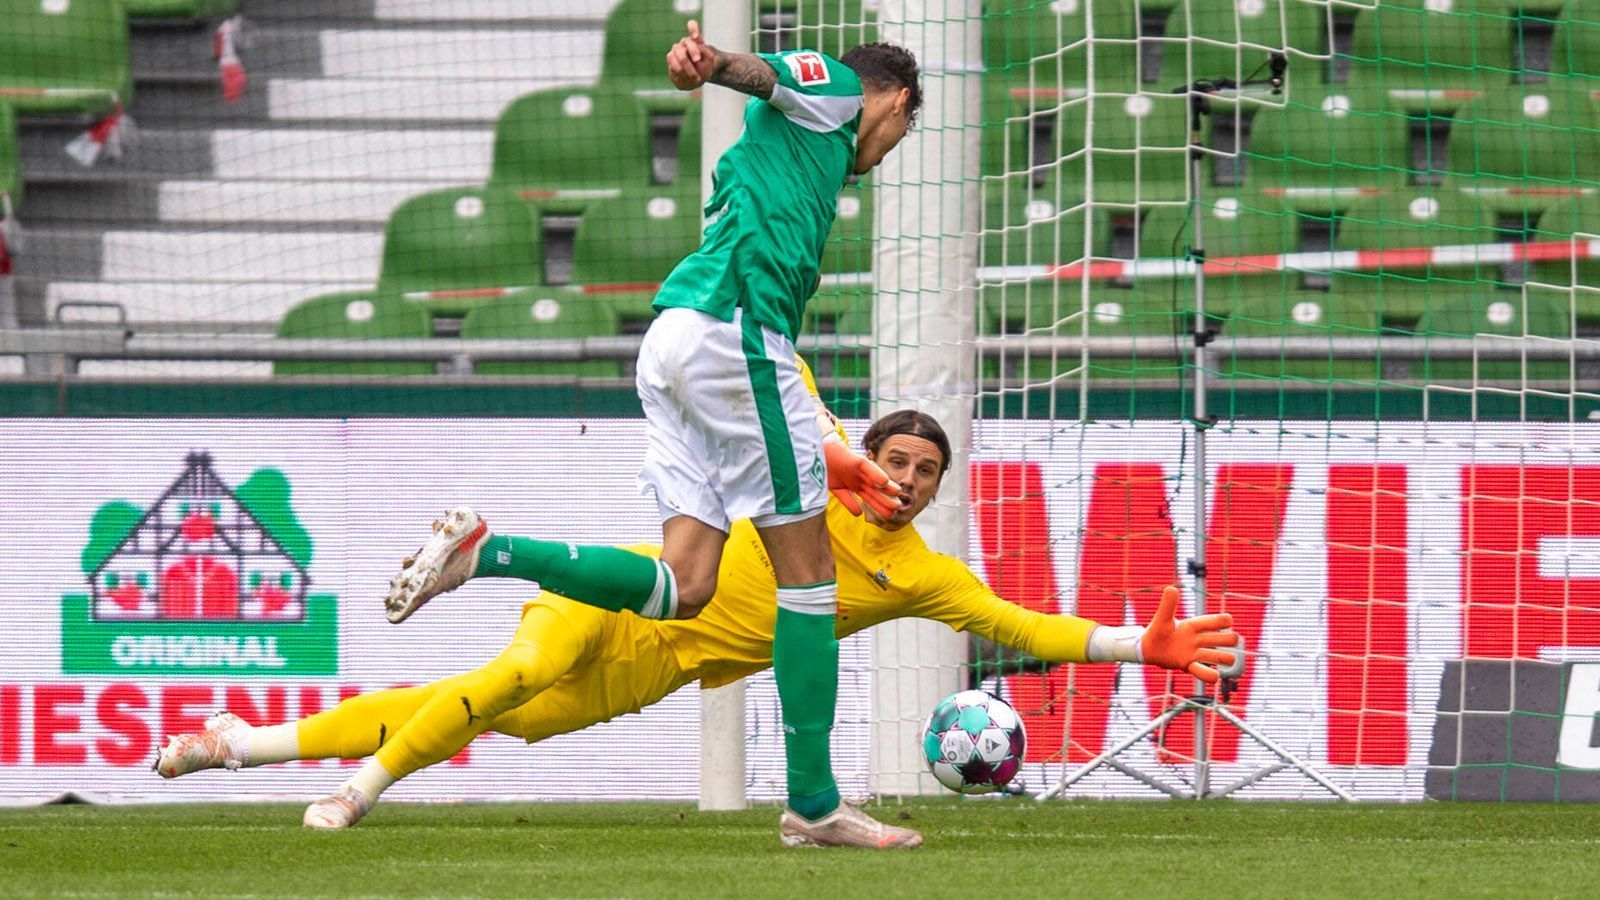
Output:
top-left (384, 507), bottom-right (490, 624)
top-left (303, 786), bottom-right (374, 830)
top-left (778, 803), bottom-right (923, 849)
top-left (152, 711), bottom-right (250, 778)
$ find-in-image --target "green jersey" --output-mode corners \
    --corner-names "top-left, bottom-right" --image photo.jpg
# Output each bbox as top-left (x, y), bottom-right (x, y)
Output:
top-left (653, 49), bottom-right (863, 342)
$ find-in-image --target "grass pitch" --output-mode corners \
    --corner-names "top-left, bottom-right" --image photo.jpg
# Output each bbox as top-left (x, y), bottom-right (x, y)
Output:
top-left (0, 799), bottom-right (1594, 899)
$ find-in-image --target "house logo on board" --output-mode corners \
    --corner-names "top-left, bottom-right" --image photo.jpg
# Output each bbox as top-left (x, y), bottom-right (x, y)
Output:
top-left (61, 452), bottom-right (337, 675)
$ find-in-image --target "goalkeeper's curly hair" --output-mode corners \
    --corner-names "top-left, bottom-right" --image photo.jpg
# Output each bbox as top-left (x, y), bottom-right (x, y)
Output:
top-left (841, 43), bottom-right (923, 128)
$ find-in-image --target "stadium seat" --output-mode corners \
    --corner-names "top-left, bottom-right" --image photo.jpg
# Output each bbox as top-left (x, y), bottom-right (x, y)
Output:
top-left (122, 0), bottom-right (237, 17)
top-left (1049, 92), bottom-right (1191, 205)
top-left (1217, 292), bottom-right (1383, 382)
top-left (275, 291), bottom-right (435, 377)
top-left (1413, 289), bottom-right (1572, 381)
top-left (1245, 88), bottom-right (1412, 196)
top-left (1445, 80), bottom-right (1600, 213)
top-left (459, 292), bottom-right (623, 378)
top-left (0, 0), bottom-right (131, 115)
top-left (1331, 189), bottom-right (1493, 322)
top-left (570, 188), bottom-right (700, 326)
top-left (490, 86), bottom-right (655, 206)
top-left (984, 284), bottom-right (1188, 381)
top-left (599, 0), bottom-right (699, 90)
top-left (981, 172), bottom-right (1096, 273)
top-left (377, 187), bottom-right (545, 315)
top-left (1174, 0), bottom-right (1327, 88)
top-left (1346, 0), bottom-right (1515, 89)
top-left (1552, 0), bottom-right (1600, 76)
top-left (1527, 193), bottom-right (1600, 320)
top-left (984, 0), bottom-right (1141, 89)
top-left (820, 178), bottom-right (875, 278)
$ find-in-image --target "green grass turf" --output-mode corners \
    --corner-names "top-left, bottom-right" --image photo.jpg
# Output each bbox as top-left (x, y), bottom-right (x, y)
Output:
top-left (0, 799), bottom-right (1595, 899)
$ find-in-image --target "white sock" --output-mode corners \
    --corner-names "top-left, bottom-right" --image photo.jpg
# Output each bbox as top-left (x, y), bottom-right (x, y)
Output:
top-left (345, 758), bottom-right (398, 803)
top-left (243, 723), bottom-right (301, 766)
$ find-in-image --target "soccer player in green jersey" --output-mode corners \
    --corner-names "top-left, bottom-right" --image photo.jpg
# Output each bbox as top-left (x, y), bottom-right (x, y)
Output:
top-left (376, 24), bottom-right (924, 846)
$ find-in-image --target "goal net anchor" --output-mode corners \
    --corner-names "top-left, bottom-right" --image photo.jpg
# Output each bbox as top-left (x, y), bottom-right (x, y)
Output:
top-left (1036, 636), bottom-right (1354, 802)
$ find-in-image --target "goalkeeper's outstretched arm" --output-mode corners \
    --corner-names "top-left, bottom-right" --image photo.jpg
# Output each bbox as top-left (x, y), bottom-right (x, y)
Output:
top-left (915, 564), bottom-right (1239, 683)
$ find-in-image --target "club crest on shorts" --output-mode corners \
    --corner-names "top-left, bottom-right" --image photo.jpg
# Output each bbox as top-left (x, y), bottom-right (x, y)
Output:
top-left (810, 452), bottom-right (826, 488)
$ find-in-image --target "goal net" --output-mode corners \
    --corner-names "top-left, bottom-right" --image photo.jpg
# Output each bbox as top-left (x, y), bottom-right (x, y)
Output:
top-left (0, 0), bottom-right (1597, 807)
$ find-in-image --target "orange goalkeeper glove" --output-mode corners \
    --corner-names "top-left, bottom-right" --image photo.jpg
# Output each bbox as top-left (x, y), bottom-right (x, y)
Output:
top-left (1086, 586), bottom-right (1239, 683)
top-left (1140, 585), bottom-right (1239, 683)
top-left (822, 439), bottom-right (902, 518)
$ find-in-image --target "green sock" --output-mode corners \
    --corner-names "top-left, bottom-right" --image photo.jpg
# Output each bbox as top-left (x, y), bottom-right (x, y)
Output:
top-left (773, 587), bottom-right (841, 820)
top-left (475, 535), bottom-right (676, 619)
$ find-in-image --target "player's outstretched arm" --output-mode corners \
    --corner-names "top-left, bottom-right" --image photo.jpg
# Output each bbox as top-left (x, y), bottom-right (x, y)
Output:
top-left (1087, 586), bottom-right (1238, 683)
top-left (907, 564), bottom-right (1236, 680)
top-left (665, 19), bottom-right (776, 99)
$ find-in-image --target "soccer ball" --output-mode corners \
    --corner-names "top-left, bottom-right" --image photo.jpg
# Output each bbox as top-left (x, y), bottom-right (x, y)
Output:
top-left (921, 690), bottom-right (1026, 794)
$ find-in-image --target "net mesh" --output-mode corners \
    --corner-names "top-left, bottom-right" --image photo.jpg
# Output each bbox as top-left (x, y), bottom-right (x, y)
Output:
top-left (0, 0), bottom-right (1597, 804)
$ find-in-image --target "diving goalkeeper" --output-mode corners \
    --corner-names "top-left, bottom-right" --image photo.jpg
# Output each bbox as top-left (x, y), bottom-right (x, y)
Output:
top-left (154, 410), bottom-right (1239, 843)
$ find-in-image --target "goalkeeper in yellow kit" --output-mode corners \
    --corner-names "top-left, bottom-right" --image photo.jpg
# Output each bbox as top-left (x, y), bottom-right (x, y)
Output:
top-left (154, 406), bottom-right (1239, 835)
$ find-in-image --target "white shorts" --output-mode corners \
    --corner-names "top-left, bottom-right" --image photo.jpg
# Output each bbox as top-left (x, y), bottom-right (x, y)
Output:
top-left (636, 307), bottom-right (828, 532)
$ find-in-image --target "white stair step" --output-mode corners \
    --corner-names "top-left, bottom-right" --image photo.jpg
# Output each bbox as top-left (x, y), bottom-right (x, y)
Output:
top-left (101, 231), bottom-right (383, 282)
top-left (158, 180), bottom-right (449, 224)
top-left (318, 29), bottom-right (604, 80)
top-left (48, 281), bottom-right (344, 325)
top-left (211, 128), bottom-right (492, 181)
top-left (373, 0), bottom-right (622, 22)
top-left (267, 77), bottom-right (589, 122)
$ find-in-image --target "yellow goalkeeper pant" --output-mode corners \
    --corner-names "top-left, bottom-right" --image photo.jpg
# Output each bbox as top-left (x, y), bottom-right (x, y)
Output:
top-left (295, 596), bottom-right (691, 772)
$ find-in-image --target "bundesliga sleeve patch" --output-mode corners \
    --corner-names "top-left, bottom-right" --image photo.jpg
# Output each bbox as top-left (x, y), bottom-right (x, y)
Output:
top-left (785, 52), bottom-right (831, 86)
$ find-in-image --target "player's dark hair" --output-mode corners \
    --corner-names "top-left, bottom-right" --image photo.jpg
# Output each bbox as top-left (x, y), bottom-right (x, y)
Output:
top-left (863, 410), bottom-right (951, 476)
top-left (841, 42), bottom-right (922, 128)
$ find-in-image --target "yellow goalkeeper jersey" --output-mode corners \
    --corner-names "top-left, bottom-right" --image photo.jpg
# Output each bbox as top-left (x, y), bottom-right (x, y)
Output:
top-left (653, 501), bottom-right (1096, 688)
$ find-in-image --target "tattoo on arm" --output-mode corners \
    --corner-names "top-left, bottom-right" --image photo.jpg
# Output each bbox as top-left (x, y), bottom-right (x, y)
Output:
top-left (708, 51), bottom-right (776, 100)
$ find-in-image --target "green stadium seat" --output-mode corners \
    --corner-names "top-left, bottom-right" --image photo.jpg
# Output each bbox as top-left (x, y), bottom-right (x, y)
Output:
top-left (490, 86), bottom-right (655, 206)
top-left (1218, 291), bottom-right (1383, 382)
top-left (1552, 0), bottom-right (1600, 76)
top-left (1051, 91), bottom-right (1190, 205)
top-left (0, 0), bottom-right (130, 115)
top-left (1413, 289), bottom-right (1572, 380)
top-left (570, 188), bottom-right (699, 325)
top-left (1346, 0), bottom-right (1515, 89)
top-left (0, 103), bottom-right (20, 211)
top-left (275, 291), bottom-right (435, 377)
top-left (1445, 80), bottom-right (1600, 214)
top-left (1527, 194), bottom-right (1600, 322)
top-left (983, 284), bottom-right (1188, 381)
top-left (599, 0), bottom-right (698, 91)
top-left (981, 172), bottom-right (1096, 272)
top-left (377, 187), bottom-right (545, 315)
top-left (1245, 88), bottom-right (1412, 196)
top-left (1330, 189), bottom-right (1494, 322)
top-left (984, 0), bottom-right (1140, 88)
top-left (821, 177), bottom-right (874, 276)
top-left (123, 0), bottom-right (237, 17)
top-left (459, 292), bottom-right (623, 378)
top-left (1175, 0), bottom-right (1326, 87)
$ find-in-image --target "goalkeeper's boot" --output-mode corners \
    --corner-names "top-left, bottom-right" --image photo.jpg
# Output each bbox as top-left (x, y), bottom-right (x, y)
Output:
top-left (303, 786), bottom-right (373, 830)
top-left (152, 711), bottom-right (249, 778)
top-left (384, 507), bottom-right (490, 624)
top-left (778, 802), bottom-right (923, 849)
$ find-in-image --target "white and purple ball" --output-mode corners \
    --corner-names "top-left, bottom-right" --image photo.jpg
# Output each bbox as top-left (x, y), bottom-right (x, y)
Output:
top-left (921, 690), bottom-right (1027, 794)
